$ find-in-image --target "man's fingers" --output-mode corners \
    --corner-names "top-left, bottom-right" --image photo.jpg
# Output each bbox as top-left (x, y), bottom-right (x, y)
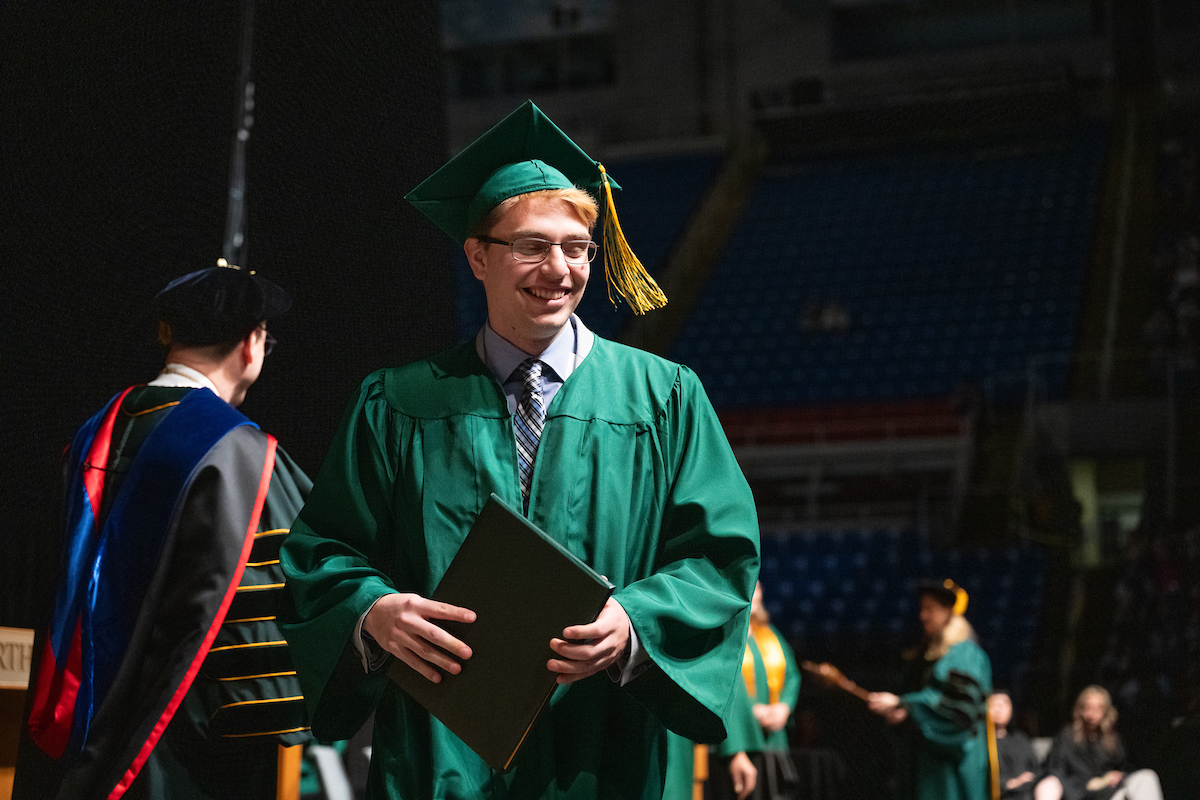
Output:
top-left (548, 658), bottom-right (596, 684)
top-left (561, 620), bottom-right (604, 641)
top-left (414, 617), bottom-right (472, 660)
top-left (415, 597), bottom-right (477, 624)
top-left (548, 637), bottom-right (607, 661)
top-left (407, 636), bottom-right (467, 675)
top-left (398, 649), bottom-right (444, 683)
top-left (547, 657), bottom-right (591, 675)
top-left (562, 597), bottom-right (626, 641)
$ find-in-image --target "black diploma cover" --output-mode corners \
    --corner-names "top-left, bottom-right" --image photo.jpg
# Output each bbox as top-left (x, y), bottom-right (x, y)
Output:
top-left (387, 493), bottom-right (615, 771)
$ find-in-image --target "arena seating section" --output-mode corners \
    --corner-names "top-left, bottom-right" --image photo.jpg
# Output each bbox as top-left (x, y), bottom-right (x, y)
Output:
top-left (454, 151), bottom-right (722, 342)
top-left (671, 123), bottom-right (1108, 407)
top-left (760, 528), bottom-right (1048, 697)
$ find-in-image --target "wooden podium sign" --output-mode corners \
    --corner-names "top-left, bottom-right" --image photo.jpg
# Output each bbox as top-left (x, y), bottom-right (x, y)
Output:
top-left (1, 627), bottom-right (33, 800)
top-left (0, 628), bottom-right (32, 690)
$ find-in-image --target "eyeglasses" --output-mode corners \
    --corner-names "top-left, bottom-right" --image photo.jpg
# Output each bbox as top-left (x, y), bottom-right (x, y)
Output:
top-left (478, 235), bottom-right (598, 265)
top-left (264, 331), bottom-right (277, 356)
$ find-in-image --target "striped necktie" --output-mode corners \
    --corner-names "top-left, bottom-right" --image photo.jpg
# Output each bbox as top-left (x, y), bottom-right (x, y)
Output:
top-left (513, 358), bottom-right (545, 510)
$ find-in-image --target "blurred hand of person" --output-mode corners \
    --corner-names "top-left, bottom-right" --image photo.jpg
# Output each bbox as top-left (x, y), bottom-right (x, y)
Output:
top-left (1007, 771), bottom-right (1035, 789)
top-left (728, 751), bottom-right (757, 800)
top-left (752, 702), bottom-right (790, 733)
top-left (867, 691), bottom-right (900, 714)
top-left (868, 692), bottom-right (908, 724)
top-left (1085, 771), bottom-right (1123, 791)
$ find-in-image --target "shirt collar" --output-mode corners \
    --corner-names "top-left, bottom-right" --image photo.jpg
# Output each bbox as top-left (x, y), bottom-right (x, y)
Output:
top-left (148, 362), bottom-right (221, 395)
top-left (481, 318), bottom-right (577, 384)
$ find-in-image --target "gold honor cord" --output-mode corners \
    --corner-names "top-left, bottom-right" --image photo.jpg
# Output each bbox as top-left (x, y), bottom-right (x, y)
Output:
top-left (598, 164), bottom-right (667, 314)
top-left (986, 710), bottom-right (1000, 800)
top-left (751, 623), bottom-right (789, 705)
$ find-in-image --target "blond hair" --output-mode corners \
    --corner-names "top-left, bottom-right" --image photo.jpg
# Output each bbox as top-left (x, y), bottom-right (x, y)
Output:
top-left (922, 614), bottom-right (977, 660)
top-left (469, 188), bottom-right (599, 239)
top-left (1073, 685), bottom-right (1120, 752)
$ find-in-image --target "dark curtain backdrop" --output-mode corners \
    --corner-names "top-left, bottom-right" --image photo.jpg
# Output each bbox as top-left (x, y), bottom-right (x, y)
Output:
top-left (0, 1), bottom-right (453, 628)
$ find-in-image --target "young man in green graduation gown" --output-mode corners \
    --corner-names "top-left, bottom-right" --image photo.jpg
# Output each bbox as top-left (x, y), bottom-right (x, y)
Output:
top-left (280, 101), bottom-right (760, 799)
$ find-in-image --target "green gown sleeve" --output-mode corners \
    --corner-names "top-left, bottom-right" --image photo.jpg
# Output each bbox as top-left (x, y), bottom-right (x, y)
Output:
top-left (278, 373), bottom-right (401, 739)
top-left (610, 367), bottom-right (760, 744)
top-left (717, 678), bottom-right (767, 757)
top-left (900, 640), bottom-right (992, 763)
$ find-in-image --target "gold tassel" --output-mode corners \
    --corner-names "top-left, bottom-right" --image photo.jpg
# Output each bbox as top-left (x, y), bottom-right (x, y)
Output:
top-left (598, 164), bottom-right (667, 314)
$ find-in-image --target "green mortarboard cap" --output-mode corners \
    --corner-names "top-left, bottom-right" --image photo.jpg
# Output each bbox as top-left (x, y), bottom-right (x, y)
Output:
top-left (406, 100), bottom-right (668, 315)
top-left (405, 100), bottom-right (618, 244)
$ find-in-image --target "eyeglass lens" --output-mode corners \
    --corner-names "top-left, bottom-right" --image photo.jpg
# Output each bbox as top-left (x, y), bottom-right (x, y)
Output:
top-left (511, 237), bottom-right (597, 263)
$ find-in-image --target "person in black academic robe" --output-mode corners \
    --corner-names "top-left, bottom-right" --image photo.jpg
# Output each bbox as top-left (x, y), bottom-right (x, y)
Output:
top-left (987, 692), bottom-right (1039, 800)
top-left (14, 264), bottom-right (311, 800)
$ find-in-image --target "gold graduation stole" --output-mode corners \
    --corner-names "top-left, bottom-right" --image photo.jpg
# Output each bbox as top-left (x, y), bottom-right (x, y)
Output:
top-left (743, 622), bottom-right (788, 704)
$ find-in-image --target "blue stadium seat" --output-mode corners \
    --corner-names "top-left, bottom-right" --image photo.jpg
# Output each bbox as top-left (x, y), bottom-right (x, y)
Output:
top-left (670, 123), bottom-right (1107, 406)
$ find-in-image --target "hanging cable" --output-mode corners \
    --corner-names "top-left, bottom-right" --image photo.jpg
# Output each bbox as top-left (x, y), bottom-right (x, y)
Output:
top-left (223, 0), bottom-right (256, 267)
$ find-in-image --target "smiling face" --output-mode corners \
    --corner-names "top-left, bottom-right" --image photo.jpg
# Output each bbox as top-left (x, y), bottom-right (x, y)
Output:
top-left (466, 195), bottom-right (591, 354)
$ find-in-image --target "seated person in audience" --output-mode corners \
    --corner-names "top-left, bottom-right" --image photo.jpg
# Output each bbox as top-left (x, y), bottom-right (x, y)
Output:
top-left (988, 691), bottom-right (1039, 800)
top-left (1034, 685), bottom-right (1162, 800)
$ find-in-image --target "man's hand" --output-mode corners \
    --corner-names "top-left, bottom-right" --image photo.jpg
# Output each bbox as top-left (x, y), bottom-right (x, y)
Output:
top-left (362, 593), bottom-right (476, 683)
top-left (728, 751), bottom-right (757, 800)
top-left (752, 702), bottom-right (790, 734)
top-left (547, 597), bottom-right (631, 684)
